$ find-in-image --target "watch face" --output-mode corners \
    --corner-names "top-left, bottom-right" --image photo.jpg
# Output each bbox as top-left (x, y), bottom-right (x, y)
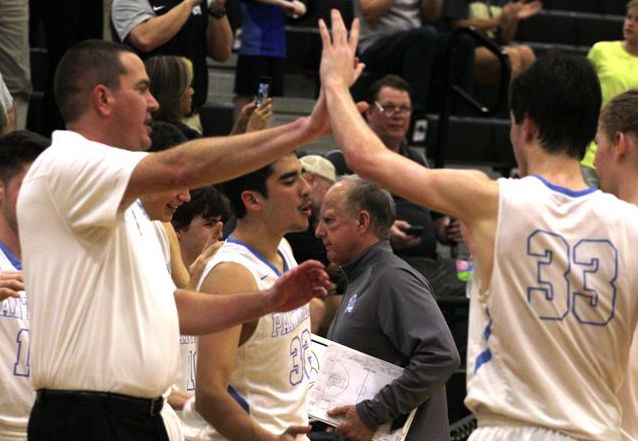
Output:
top-left (208, 6), bottom-right (226, 17)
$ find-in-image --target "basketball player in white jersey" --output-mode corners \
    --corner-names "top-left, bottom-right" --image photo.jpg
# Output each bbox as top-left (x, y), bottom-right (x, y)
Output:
top-left (0, 130), bottom-right (48, 440)
top-left (181, 153), bottom-right (314, 441)
top-left (318, 11), bottom-right (638, 440)
top-left (593, 89), bottom-right (638, 441)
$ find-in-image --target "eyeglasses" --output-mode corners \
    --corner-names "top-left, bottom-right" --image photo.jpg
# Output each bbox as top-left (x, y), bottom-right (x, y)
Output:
top-left (374, 101), bottom-right (412, 116)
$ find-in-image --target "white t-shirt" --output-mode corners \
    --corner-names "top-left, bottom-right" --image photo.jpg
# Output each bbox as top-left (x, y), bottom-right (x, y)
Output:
top-left (0, 245), bottom-right (31, 440)
top-left (182, 238), bottom-right (311, 441)
top-left (17, 130), bottom-right (181, 398)
top-left (465, 175), bottom-right (638, 441)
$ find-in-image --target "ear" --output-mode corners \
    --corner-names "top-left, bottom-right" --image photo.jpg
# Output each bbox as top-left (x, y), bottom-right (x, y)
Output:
top-left (522, 114), bottom-right (537, 142)
top-left (212, 221), bottom-right (224, 241)
top-left (92, 84), bottom-right (114, 117)
top-left (615, 131), bottom-right (630, 159)
top-left (240, 190), bottom-right (262, 213)
top-left (0, 181), bottom-right (4, 206)
top-left (357, 210), bottom-right (371, 232)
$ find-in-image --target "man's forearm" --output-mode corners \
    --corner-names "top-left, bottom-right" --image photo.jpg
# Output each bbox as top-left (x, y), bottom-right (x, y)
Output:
top-left (128, 115), bottom-right (321, 200)
top-left (196, 391), bottom-right (274, 441)
top-left (206, 15), bottom-right (233, 61)
top-left (175, 289), bottom-right (271, 335)
top-left (129, 0), bottom-right (197, 52)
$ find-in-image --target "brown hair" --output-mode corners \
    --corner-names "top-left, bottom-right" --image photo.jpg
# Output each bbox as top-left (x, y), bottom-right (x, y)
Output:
top-left (145, 56), bottom-right (193, 123)
top-left (599, 89), bottom-right (638, 142)
top-left (54, 40), bottom-right (133, 124)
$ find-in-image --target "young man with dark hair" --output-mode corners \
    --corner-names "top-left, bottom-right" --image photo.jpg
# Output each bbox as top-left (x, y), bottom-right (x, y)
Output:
top-left (18, 39), bottom-right (332, 440)
top-left (182, 154), bottom-right (315, 441)
top-left (320, 13), bottom-right (638, 440)
top-left (172, 185), bottom-right (231, 269)
top-left (0, 130), bottom-right (49, 440)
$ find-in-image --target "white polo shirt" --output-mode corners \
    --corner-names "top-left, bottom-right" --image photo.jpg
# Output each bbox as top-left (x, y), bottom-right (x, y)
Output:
top-left (17, 130), bottom-right (180, 398)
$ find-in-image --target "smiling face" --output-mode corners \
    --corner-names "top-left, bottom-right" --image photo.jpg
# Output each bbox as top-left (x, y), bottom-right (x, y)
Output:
top-left (251, 155), bottom-right (312, 235)
top-left (365, 86), bottom-right (412, 150)
top-left (110, 52), bottom-right (159, 151)
top-left (141, 189), bottom-right (191, 222)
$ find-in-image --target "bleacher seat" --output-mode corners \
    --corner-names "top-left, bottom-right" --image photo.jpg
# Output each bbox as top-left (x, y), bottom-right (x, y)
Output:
top-left (517, 10), bottom-right (622, 46)
top-left (199, 104), bottom-right (234, 136)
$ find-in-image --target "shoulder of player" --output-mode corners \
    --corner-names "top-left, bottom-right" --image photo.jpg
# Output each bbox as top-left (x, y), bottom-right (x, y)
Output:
top-left (201, 261), bottom-right (258, 295)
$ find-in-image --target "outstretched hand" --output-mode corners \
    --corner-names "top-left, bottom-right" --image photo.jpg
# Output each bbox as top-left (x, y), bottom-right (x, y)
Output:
top-left (305, 10), bottom-right (365, 138)
top-left (0, 271), bottom-right (24, 302)
top-left (318, 11), bottom-right (365, 91)
top-left (266, 260), bottom-right (333, 312)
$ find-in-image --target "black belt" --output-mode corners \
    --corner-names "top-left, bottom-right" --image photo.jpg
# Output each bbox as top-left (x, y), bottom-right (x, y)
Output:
top-left (36, 389), bottom-right (164, 416)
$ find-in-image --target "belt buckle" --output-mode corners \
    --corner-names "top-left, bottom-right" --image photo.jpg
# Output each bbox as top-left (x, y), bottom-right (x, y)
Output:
top-left (149, 396), bottom-right (163, 416)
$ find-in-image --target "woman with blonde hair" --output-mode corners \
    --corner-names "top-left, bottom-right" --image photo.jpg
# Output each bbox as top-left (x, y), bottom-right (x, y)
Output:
top-left (145, 55), bottom-right (201, 139)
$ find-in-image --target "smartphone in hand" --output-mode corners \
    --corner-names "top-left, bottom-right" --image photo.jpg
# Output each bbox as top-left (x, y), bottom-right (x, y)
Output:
top-left (256, 76), bottom-right (271, 108)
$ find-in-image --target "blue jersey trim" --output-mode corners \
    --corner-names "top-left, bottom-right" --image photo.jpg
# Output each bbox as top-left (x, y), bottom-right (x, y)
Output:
top-left (226, 237), bottom-right (289, 276)
top-left (532, 175), bottom-right (598, 198)
top-left (0, 241), bottom-right (21, 270)
top-left (228, 385), bottom-right (250, 413)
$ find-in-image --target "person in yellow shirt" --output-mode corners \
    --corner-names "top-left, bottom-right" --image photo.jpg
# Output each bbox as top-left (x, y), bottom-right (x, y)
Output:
top-left (581, 0), bottom-right (638, 186)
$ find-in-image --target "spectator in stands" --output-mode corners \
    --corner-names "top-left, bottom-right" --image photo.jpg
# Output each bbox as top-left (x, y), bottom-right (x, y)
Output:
top-left (365, 75), bottom-right (466, 297)
top-left (145, 55), bottom-right (273, 138)
top-left (233, 0), bottom-right (307, 121)
top-left (286, 154), bottom-right (335, 266)
top-left (0, 0), bottom-right (30, 130)
top-left (0, 73), bottom-right (15, 135)
top-left (316, 176), bottom-right (459, 441)
top-left (286, 154), bottom-right (338, 335)
top-left (593, 88), bottom-right (638, 441)
top-left (354, 0), bottom-right (474, 114)
top-left (172, 185), bottom-right (231, 269)
top-left (111, 0), bottom-right (233, 126)
top-left (581, 0), bottom-right (638, 187)
top-left (146, 55), bottom-right (201, 139)
top-left (444, 0), bottom-right (540, 86)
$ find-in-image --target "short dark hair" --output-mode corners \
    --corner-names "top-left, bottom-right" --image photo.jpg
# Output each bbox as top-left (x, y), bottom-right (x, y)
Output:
top-left (54, 39), bottom-right (134, 124)
top-left (172, 185), bottom-right (231, 231)
top-left (509, 52), bottom-right (601, 159)
top-left (0, 130), bottom-right (50, 183)
top-left (368, 74), bottom-right (411, 104)
top-left (599, 89), bottom-right (638, 141)
top-left (221, 163), bottom-right (276, 219)
top-left (148, 121), bottom-right (188, 152)
top-left (339, 175), bottom-right (395, 239)
top-left (145, 56), bottom-right (193, 123)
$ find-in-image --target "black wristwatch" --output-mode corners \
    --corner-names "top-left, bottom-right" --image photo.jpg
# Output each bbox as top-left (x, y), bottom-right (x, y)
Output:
top-left (208, 6), bottom-right (227, 18)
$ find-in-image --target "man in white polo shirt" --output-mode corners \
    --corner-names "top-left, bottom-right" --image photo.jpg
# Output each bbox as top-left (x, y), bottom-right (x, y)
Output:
top-left (17, 39), bottom-right (332, 441)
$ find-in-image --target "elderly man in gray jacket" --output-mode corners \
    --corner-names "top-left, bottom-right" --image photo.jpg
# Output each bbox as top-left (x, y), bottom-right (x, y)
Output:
top-left (315, 176), bottom-right (460, 441)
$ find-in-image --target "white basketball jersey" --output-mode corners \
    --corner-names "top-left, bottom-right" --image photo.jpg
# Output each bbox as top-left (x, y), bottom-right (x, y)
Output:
top-left (0, 246), bottom-right (32, 439)
top-left (183, 238), bottom-right (311, 441)
top-left (465, 176), bottom-right (638, 441)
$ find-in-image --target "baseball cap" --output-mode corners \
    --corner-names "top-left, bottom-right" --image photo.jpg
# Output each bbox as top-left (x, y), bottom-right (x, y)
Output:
top-left (300, 155), bottom-right (337, 183)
